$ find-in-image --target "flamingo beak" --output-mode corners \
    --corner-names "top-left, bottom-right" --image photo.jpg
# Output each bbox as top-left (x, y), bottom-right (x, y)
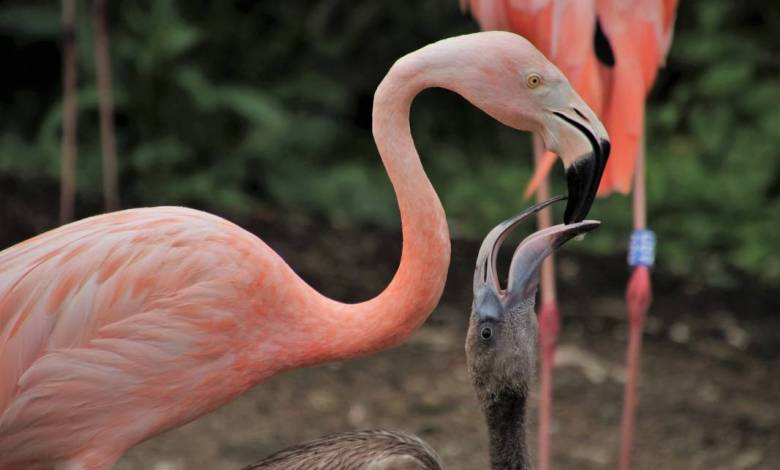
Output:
top-left (554, 111), bottom-right (611, 224)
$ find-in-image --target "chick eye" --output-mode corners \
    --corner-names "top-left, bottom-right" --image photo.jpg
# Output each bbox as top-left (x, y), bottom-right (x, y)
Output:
top-left (480, 326), bottom-right (493, 341)
top-left (526, 73), bottom-right (543, 89)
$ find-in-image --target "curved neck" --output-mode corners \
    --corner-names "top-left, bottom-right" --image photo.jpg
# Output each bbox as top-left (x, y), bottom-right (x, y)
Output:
top-left (484, 389), bottom-right (530, 470)
top-left (270, 56), bottom-right (451, 368)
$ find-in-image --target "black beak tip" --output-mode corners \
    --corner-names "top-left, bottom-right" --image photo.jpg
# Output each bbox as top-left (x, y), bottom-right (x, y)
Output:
top-left (563, 138), bottom-right (609, 224)
top-left (563, 154), bottom-right (598, 224)
top-left (552, 111), bottom-right (610, 224)
top-left (600, 139), bottom-right (611, 161)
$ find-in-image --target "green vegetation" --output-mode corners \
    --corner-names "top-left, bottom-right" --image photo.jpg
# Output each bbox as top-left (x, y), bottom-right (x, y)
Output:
top-left (0, 1), bottom-right (779, 282)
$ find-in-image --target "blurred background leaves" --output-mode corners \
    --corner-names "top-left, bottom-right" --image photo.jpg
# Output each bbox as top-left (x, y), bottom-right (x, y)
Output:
top-left (0, 0), bottom-right (779, 283)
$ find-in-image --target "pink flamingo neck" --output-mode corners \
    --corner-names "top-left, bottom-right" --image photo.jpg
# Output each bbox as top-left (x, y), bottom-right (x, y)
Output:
top-left (272, 56), bottom-right (450, 369)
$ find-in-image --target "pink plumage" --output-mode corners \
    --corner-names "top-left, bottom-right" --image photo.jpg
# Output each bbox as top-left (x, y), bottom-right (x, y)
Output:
top-left (0, 31), bottom-right (609, 468)
top-left (1, 208), bottom-right (288, 467)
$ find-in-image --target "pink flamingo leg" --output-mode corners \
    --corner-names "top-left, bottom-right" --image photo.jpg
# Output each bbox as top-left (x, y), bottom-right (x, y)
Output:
top-left (538, 287), bottom-right (559, 470)
top-left (533, 138), bottom-right (558, 470)
top-left (619, 140), bottom-right (653, 470)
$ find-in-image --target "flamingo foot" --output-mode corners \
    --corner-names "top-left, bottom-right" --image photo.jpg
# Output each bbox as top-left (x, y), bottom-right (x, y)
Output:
top-left (537, 300), bottom-right (560, 470)
top-left (619, 265), bottom-right (652, 470)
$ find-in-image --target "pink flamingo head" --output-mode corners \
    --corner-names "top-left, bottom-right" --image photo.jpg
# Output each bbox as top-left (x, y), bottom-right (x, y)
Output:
top-left (397, 31), bottom-right (610, 222)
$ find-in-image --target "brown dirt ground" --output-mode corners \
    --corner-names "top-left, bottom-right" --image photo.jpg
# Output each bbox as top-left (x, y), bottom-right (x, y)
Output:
top-left (1, 176), bottom-right (778, 470)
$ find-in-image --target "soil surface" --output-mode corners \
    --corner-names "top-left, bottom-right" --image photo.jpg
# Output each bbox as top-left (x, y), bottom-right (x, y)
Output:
top-left (2, 175), bottom-right (779, 470)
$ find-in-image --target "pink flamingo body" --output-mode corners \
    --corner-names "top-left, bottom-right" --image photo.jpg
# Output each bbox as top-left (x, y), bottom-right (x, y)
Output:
top-left (0, 32), bottom-right (608, 469)
top-left (462, 2), bottom-right (677, 469)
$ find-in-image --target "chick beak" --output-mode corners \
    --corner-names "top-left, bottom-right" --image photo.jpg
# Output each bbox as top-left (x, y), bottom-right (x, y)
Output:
top-left (472, 196), bottom-right (601, 318)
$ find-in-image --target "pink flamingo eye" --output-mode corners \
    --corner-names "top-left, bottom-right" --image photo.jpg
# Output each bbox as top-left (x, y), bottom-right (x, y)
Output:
top-left (526, 74), bottom-right (543, 89)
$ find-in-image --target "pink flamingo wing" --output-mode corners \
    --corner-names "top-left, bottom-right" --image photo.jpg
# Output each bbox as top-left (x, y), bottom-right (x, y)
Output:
top-left (505, 1), bottom-right (555, 57)
top-left (461, 0), bottom-right (512, 31)
top-left (594, 0), bottom-right (678, 194)
top-left (0, 207), bottom-right (274, 466)
top-left (598, 50), bottom-right (646, 195)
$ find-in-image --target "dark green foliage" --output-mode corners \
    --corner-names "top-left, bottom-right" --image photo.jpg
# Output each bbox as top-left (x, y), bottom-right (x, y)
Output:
top-left (0, 0), bottom-right (778, 282)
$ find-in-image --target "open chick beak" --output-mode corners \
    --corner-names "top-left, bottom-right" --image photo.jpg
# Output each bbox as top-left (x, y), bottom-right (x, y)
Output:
top-left (473, 196), bottom-right (601, 318)
top-left (544, 96), bottom-right (610, 224)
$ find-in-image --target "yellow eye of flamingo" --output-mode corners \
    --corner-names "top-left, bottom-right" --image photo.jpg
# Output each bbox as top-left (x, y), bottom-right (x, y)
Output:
top-left (526, 74), bottom-right (543, 89)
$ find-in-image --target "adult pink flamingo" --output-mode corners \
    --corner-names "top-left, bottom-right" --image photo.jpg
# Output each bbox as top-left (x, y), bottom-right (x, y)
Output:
top-left (0, 32), bottom-right (609, 469)
top-left (462, 2), bottom-right (677, 469)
